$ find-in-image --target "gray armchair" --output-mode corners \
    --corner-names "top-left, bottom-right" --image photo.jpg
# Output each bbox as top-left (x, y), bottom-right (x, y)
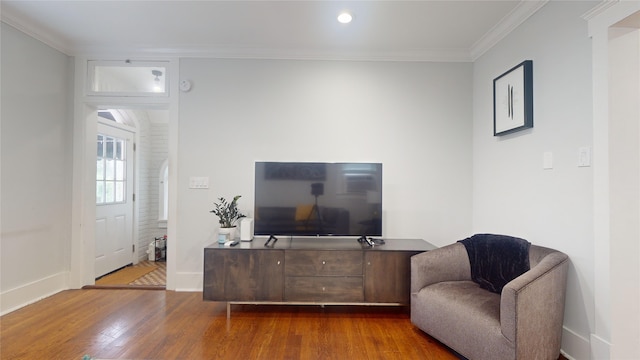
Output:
top-left (411, 237), bottom-right (569, 360)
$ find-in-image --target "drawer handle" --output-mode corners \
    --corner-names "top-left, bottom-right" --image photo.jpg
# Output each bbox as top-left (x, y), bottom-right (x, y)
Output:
top-left (277, 260), bottom-right (281, 265)
top-left (322, 261), bottom-right (326, 265)
top-left (322, 287), bottom-right (326, 292)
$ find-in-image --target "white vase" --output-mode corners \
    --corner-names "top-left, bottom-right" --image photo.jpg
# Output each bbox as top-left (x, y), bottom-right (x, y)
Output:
top-left (218, 227), bottom-right (236, 243)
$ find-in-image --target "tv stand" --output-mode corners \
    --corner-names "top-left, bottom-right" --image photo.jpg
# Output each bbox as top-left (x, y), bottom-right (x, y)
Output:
top-left (203, 237), bottom-right (436, 317)
top-left (357, 235), bottom-right (373, 246)
top-left (356, 235), bottom-right (384, 246)
top-left (264, 234), bottom-right (278, 247)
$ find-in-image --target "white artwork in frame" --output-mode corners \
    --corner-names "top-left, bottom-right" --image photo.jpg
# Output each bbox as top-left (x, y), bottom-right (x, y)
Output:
top-left (493, 60), bottom-right (533, 136)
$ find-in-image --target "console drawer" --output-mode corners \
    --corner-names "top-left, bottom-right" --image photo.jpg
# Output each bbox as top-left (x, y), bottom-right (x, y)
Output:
top-left (285, 250), bottom-right (362, 276)
top-left (285, 276), bottom-right (363, 302)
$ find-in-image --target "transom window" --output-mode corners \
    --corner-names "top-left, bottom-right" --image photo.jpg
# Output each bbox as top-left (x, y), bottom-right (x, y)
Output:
top-left (88, 60), bottom-right (169, 97)
top-left (97, 134), bottom-right (127, 205)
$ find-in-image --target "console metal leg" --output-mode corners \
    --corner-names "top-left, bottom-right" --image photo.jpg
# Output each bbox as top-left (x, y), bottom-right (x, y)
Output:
top-left (227, 302), bottom-right (231, 319)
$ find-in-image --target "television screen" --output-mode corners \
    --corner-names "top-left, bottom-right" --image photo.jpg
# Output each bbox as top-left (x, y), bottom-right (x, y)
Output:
top-left (254, 162), bottom-right (382, 237)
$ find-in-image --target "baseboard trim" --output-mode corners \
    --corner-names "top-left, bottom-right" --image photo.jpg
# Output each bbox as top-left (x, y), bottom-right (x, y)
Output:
top-left (1, 272), bottom-right (68, 315)
top-left (561, 326), bottom-right (592, 360)
top-left (173, 271), bottom-right (202, 292)
top-left (590, 333), bottom-right (611, 360)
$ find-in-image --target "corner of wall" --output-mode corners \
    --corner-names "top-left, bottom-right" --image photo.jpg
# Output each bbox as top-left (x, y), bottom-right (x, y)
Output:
top-left (561, 326), bottom-right (592, 360)
top-left (173, 271), bottom-right (203, 292)
top-left (591, 333), bottom-right (612, 360)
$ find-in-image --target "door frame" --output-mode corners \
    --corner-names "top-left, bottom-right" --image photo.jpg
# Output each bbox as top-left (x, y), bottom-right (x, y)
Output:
top-left (588, 2), bottom-right (640, 358)
top-left (69, 57), bottom-right (179, 288)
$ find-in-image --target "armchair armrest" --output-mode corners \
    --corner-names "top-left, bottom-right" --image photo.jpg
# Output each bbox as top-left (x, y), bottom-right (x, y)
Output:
top-left (411, 243), bottom-right (471, 293)
top-left (500, 250), bottom-right (569, 348)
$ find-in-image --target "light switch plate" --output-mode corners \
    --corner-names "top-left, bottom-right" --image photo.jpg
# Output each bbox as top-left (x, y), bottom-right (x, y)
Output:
top-left (543, 151), bottom-right (553, 170)
top-left (578, 147), bottom-right (591, 167)
top-left (189, 176), bottom-right (209, 189)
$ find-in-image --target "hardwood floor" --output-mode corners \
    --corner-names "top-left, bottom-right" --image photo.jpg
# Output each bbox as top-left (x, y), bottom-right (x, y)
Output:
top-left (1, 289), bottom-right (458, 359)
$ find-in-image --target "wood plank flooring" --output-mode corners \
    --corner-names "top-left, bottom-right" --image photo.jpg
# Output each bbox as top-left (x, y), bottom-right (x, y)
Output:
top-left (0, 289), bottom-right (458, 359)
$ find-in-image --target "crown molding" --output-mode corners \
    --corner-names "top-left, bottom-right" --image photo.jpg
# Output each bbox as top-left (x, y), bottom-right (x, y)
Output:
top-left (581, 0), bottom-right (619, 21)
top-left (470, 0), bottom-right (549, 61)
top-left (75, 45), bottom-right (473, 63)
top-left (1, 11), bottom-right (73, 56)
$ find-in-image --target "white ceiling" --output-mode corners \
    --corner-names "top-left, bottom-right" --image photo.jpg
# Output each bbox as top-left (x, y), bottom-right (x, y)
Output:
top-left (1, 1), bottom-right (548, 62)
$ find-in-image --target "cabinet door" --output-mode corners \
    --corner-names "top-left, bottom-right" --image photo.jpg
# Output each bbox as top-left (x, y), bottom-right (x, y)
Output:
top-left (364, 251), bottom-right (419, 303)
top-left (203, 249), bottom-right (284, 301)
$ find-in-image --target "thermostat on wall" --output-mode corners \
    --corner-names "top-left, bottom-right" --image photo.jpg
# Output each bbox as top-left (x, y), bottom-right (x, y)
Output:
top-left (179, 79), bottom-right (192, 92)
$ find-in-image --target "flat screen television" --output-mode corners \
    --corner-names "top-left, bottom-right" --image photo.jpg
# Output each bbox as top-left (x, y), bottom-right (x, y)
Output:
top-left (254, 162), bottom-right (382, 237)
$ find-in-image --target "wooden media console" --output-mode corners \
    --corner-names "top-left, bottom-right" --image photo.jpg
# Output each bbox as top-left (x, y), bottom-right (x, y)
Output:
top-left (203, 238), bottom-right (436, 317)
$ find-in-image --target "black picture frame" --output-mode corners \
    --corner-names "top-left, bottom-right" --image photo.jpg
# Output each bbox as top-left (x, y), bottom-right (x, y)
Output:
top-left (493, 60), bottom-right (533, 136)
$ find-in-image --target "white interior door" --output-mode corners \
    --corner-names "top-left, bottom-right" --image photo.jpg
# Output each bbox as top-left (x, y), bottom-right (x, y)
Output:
top-left (95, 122), bottom-right (135, 278)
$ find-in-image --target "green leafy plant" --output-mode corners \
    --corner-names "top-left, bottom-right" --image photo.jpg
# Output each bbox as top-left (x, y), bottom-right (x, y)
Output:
top-left (210, 195), bottom-right (246, 228)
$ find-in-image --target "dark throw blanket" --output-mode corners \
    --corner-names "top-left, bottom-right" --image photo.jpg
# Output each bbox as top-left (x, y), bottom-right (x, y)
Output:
top-left (458, 234), bottom-right (531, 294)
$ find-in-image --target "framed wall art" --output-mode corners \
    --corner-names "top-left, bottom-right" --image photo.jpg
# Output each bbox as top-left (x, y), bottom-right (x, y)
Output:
top-left (493, 60), bottom-right (533, 136)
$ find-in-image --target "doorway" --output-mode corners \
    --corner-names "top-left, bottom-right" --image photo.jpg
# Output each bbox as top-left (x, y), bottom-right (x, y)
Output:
top-left (93, 108), bottom-right (169, 287)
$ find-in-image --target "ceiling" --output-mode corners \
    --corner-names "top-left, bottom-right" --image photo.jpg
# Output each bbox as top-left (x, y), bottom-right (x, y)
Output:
top-left (1, 1), bottom-right (549, 62)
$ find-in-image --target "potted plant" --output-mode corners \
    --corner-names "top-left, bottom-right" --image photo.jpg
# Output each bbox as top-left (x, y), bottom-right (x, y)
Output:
top-left (210, 195), bottom-right (246, 242)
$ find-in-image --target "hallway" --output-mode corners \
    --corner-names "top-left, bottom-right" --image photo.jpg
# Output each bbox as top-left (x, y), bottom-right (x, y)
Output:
top-left (92, 261), bottom-right (166, 289)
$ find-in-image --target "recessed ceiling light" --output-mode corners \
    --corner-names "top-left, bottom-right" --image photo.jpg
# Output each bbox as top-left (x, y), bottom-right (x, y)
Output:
top-left (337, 11), bottom-right (353, 24)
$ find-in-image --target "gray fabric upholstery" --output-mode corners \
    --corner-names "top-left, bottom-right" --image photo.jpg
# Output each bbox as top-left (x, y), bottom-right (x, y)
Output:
top-left (411, 242), bottom-right (569, 360)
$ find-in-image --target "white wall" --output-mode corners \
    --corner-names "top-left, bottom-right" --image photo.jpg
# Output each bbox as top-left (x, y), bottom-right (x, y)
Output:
top-left (148, 120), bottom-right (169, 243)
top-left (135, 110), bottom-right (152, 261)
top-left (0, 23), bottom-right (73, 314)
top-left (472, 1), bottom-right (597, 358)
top-left (135, 110), bottom-right (169, 262)
top-left (175, 58), bottom-right (473, 289)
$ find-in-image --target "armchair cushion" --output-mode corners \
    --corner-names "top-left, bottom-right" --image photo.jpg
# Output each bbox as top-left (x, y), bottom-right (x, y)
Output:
top-left (458, 233), bottom-right (531, 294)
